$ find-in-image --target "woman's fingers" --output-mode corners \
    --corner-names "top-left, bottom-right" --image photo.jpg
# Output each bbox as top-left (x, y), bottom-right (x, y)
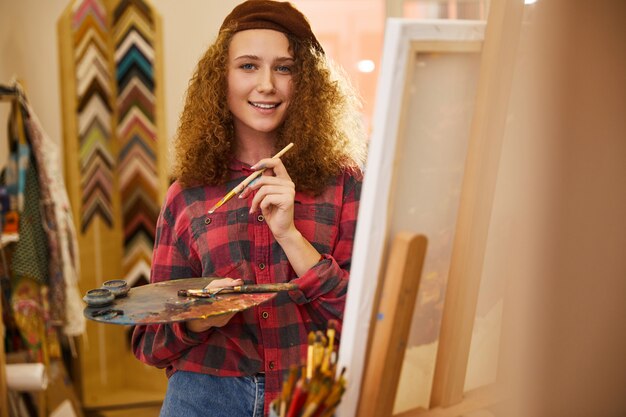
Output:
top-left (188, 278), bottom-right (243, 332)
top-left (187, 312), bottom-right (237, 333)
top-left (251, 157), bottom-right (291, 180)
top-left (258, 193), bottom-right (291, 213)
top-left (249, 183), bottom-right (295, 214)
top-left (205, 277), bottom-right (244, 289)
top-left (242, 156), bottom-right (297, 237)
top-left (209, 312), bottom-right (237, 327)
top-left (240, 172), bottom-right (294, 200)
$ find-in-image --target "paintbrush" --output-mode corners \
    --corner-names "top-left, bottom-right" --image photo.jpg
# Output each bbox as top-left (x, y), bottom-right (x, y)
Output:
top-left (306, 331), bottom-right (315, 381)
top-left (317, 389), bottom-right (345, 417)
top-left (314, 331), bottom-right (327, 374)
top-left (178, 282), bottom-right (298, 297)
top-left (322, 320), bottom-right (337, 373)
top-left (316, 375), bottom-right (347, 417)
top-left (286, 368), bottom-right (309, 417)
top-left (207, 142), bottom-right (294, 214)
top-left (270, 399), bottom-right (280, 416)
top-left (301, 376), bottom-right (332, 417)
top-left (280, 365), bottom-right (300, 417)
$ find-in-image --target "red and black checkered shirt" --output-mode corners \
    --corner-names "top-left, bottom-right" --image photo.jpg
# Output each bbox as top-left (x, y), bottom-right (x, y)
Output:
top-left (132, 159), bottom-right (362, 414)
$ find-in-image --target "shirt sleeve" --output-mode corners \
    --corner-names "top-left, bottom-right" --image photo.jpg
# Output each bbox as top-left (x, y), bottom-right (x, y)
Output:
top-left (288, 170), bottom-right (362, 336)
top-left (131, 191), bottom-right (213, 368)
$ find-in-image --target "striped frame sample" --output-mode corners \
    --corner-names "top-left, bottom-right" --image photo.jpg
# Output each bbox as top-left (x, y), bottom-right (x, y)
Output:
top-left (72, 0), bottom-right (115, 232)
top-left (112, 0), bottom-right (159, 285)
top-left (69, 0), bottom-right (161, 285)
top-left (59, 0), bottom-right (169, 404)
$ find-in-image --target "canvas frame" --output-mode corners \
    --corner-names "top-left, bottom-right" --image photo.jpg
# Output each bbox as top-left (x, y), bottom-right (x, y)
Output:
top-left (337, 19), bottom-right (486, 417)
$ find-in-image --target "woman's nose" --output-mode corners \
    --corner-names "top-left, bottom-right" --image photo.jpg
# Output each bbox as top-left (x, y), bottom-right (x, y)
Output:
top-left (256, 69), bottom-right (275, 93)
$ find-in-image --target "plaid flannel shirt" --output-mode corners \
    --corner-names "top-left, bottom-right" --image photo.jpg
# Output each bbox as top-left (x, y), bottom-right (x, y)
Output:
top-left (132, 159), bottom-right (362, 414)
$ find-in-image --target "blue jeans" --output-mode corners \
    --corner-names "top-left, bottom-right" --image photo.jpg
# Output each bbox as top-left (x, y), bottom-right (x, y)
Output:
top-left (159, 371), bottom-right (265, 417)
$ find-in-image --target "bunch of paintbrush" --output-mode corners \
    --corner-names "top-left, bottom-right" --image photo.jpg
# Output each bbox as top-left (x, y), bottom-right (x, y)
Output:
top-left (270, 320), bottom-right (346, 417)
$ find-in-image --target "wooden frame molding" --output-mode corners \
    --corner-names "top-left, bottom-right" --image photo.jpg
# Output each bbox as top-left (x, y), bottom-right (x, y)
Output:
top-left (429, 0), bottom-right (525, 408)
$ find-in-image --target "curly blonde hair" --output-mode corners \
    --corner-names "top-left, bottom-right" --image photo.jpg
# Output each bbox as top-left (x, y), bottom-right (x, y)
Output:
top-left (172, 28), bottom-right (367, 194)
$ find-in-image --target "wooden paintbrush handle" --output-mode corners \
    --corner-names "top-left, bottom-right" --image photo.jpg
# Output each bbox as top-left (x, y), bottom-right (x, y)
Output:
top-left (233, 283), bottom-right (298, 293)
top-left (179, 283), bottom-right (298, 298)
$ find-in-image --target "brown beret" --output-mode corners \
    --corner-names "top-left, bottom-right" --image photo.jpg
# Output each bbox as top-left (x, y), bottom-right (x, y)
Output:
top-left (220, 0), bottom-right (324, 54)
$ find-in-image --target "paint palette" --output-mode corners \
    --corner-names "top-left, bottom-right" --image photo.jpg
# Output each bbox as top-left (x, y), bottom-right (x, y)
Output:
top-left (83, 277), bottom-right (276, 325)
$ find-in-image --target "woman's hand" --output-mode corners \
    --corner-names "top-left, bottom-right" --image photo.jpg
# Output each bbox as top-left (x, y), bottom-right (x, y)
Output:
top-left (240, 157), bottom-right (298, 241)
top-left (186, 277), bottom-right (243, 333)
top-left (239, 157), bottom-right (322, 277)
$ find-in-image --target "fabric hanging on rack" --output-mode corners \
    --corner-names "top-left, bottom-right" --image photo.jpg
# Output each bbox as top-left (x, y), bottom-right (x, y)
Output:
top-left (6, 98), bottom-right (49, 287)
top-left (22, 92), bottom-right (85, 337)
top-left (1, 82), bottom-right (85, 337)
top-left (9, 145), bottom-right (49, 285)
top-left (10, 277), bottom-right (48, 362)
top-left (2, 91), bottom-right (50, 360)
top-left (2, 100), bottom-right (29, 236)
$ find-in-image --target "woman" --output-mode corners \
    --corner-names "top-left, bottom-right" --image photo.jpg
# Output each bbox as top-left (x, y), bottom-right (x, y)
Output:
top-left (132, 1), bottom-right (367, 416)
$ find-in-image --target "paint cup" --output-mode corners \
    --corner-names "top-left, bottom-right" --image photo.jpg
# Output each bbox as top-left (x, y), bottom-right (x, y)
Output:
top-left (102, 279), bottom-right (130, 297)
top-left (83, 288), bottom-right (115, 307)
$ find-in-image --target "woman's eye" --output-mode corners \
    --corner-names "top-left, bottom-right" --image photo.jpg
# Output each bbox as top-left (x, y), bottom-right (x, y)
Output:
top-left (241, 63), bottom-right (256, 70)
top-left (276, 65), bottom-right (292, 73)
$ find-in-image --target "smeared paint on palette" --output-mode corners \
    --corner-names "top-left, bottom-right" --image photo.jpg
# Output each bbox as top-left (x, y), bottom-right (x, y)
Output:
top-left (84, 277), bottom-right (276, 325)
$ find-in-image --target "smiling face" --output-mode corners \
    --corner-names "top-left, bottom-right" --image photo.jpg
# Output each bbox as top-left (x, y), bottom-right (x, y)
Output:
top-left (227, 29), bottom-right (295, 143)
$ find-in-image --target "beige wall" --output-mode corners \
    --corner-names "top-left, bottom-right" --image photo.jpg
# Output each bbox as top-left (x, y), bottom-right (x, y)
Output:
top-left (1, 0), bottom-right (67, 168)
top-left (501, 2), bottom-right (626, 415)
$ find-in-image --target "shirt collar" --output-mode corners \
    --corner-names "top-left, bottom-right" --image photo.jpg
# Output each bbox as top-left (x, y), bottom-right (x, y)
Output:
top-left (228, 158), bottom-right (255, 174)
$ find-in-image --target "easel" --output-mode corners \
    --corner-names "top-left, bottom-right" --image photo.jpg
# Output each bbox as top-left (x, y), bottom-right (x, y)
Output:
top-left (348, 0), bottom-right (525, 415)
top-left (357, 233), bottom-right (427, 417)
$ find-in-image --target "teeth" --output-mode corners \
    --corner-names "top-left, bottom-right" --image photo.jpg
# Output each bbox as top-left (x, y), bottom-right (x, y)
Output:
top-left (251, 102), bottom-right (278, 109)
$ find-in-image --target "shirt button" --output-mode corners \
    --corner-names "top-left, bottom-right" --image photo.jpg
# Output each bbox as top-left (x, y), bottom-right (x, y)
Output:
top-left (257, 214), bottom-right (264, 222)
top-left (261, 311), bottom-right (269, 319)
top-left (268, 361), bottom-right (275, 370)
top-left (258, 263), bottom-right (266, 270)
top-left (204, 217), bottom-right (212, 225)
